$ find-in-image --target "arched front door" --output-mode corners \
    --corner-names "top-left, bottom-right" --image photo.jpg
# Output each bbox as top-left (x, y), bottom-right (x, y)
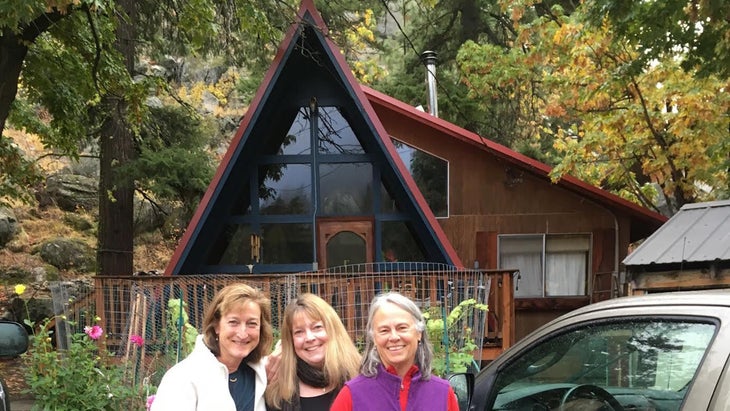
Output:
top-left (318, 220), bottom-right (373, 269)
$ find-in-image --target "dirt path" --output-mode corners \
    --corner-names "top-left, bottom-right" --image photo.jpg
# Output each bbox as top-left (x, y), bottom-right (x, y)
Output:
top-left (0, 356), bottom-right (31, 400)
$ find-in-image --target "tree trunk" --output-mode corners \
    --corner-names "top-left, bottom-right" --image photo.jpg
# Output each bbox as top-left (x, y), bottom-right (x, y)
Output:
top-left (0, 11), bottom-right (66, 137)
top-left (97, 0), bottom-right (136, 276)
top-left (0, 30), bottom-right (28, 136)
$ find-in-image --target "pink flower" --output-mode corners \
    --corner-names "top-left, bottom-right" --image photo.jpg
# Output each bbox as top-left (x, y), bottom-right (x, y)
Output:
top-left (130, 334), bottom-right (144, 347)
top-left (146, 394), bottom-right (156, 410)
top-left (84, 325), bottom-right (104, 340)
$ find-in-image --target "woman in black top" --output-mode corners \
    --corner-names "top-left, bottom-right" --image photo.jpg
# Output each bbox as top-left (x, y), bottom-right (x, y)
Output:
top-left (265, 294), bottom-right (360, 411)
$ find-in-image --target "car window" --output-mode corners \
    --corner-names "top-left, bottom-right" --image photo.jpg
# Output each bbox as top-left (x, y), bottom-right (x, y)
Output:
top-left (489, 319), bottom-right (716, 411)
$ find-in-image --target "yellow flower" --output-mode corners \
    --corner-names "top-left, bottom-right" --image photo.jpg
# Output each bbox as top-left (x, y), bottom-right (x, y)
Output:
top-left (14, 284), bottom-right (26, 295)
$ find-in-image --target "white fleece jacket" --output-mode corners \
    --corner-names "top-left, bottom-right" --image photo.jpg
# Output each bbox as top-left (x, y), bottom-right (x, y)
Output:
top-left (151, 335), bottom-right (267, 411)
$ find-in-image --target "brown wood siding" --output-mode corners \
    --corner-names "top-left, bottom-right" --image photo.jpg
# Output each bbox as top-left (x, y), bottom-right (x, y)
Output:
top-left (375, 104), bottom-right (638, 342)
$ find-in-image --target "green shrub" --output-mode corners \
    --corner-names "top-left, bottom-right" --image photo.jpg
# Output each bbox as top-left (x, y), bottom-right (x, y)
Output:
top-left (25, 319), bottom-right (145, 410)
top-left (424, 298), bottom-right (488, 376)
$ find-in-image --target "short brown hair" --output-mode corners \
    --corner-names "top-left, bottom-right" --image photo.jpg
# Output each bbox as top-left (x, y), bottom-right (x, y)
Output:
top-left (202, 283), bottom-right (273, 363)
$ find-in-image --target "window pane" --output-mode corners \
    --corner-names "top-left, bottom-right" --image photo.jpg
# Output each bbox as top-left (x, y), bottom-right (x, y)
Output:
top-left (231, 180), bottom-right (252, 215)
top-left (492, 320), bottom-right (715, 410)
top-left (546, 234), bottom-right (590, 252)
top-left (382, 221), bottom-right (425, 262)
top-left (281, 108), bottom-right (312, 155)
top-left (546, 252), bottom-right (587, 296)
top-left (546, 235), bottom-right (590, 296)
top-left (392, 138), bottom-right (448, 217)
top-left (261, 223), bottom-right (313, 264)
top-left (500, 236), bottom-right (543, 254)
top-left (317, 107), bottom-right (364, 154)
top-left (258, 164), bottom-right (312, 214)
top-left (319, 163), bottom-right (373, 215)
top-left (500, 236), bottom-right (543, 297)
top-left (503, 252), bottom-right (543, 297)
top-left (326, 231), bottom-right (366, 268)
top-left (380, 180), bottom-right (400, 213)
top-left (209, 224), bottom-right (253, 265)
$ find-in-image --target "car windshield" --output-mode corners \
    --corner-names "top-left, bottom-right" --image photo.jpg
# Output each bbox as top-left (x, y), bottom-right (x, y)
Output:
top-left (492, 319), bottom-right (716, 411)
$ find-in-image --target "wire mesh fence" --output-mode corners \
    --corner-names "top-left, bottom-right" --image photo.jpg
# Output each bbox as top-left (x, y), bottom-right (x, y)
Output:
top-left (50, 263), bottom-right (510, 392)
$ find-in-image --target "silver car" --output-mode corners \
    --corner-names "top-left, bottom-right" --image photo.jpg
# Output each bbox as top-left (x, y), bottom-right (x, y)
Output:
top-left (0, 321), bottom-right (29, 411)
top-left (450, 290), bottom-right (730, 410)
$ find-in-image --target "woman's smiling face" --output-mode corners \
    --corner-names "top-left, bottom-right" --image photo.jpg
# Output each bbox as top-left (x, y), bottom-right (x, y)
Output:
top-left (291, 312), bottom-right (329, 368)
top-left (215, 300), bottom-right (261, 371)
top-left (372, 302), bottom-right (422, 376)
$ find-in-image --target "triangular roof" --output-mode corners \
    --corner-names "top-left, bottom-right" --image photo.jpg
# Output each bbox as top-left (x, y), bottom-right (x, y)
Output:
top-left (364, 85), bottom-right (668, 240)
top-left (165, 0), bottom-right (462, 275)
top-left (624, 200), bottom-right (730, 267)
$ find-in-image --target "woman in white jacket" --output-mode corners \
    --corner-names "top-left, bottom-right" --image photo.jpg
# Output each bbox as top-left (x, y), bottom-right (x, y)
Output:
top-left (152, 283), bottom-right (274, 411)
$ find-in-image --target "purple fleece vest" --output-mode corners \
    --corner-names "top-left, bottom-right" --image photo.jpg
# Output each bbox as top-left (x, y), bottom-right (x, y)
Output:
top-left (345, 365), bottom-right (450, 410)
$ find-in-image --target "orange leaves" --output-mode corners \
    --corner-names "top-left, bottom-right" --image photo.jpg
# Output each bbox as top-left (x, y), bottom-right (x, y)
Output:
top-left (457, 2), bottom-right (728, 208)
top-left (544, 102), bottom-right (567, 117)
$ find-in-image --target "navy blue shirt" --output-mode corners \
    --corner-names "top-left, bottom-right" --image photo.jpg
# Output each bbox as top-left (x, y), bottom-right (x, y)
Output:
top-left (228, 363), bottom-right (255, 411)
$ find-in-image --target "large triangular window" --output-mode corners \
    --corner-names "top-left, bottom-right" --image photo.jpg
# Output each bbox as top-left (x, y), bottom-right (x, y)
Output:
top-left (205, 103), bottom-right (431, 272)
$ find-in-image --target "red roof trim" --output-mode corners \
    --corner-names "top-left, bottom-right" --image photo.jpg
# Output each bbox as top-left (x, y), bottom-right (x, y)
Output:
top-left (362, 85), bottom-right (668, 225)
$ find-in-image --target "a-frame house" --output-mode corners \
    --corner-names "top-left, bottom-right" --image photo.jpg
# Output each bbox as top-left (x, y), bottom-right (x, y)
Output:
top-left (164, 0), bottom-right (667, 343)
top-left (166, 0), bottom-right (461, 275)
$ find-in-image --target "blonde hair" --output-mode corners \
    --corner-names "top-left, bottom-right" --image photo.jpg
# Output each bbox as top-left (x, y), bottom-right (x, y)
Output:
top-left (266, 293), bottom-right (361, 409)
top-left (202, 283), bottom-right (273, 364)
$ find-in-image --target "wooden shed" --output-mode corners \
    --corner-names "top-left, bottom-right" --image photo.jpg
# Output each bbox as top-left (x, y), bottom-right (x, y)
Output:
top-left (625, 200), bottom-right (730, 295)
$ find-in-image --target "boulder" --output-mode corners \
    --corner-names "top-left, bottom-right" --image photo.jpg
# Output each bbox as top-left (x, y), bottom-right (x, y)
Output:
top-left (0, 266), bottom-right (32, 285)
top-left (44, 173), bottom-right (98, 212)
top-left (38, 237), bottom-right (96, 272)
top-left (0, 207), bottom-right (18, 247)
top-left (63, 212), bottom-right (95, 232)
top-left (134, 197), bottom-right (167, 235)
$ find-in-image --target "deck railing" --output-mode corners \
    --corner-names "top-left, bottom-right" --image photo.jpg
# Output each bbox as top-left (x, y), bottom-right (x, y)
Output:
top-left (53, 264), bottom-right (514, 385)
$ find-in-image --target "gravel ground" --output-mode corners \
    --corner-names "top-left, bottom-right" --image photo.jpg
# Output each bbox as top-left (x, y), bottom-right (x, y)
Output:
top-left (0, 356), bottom-right (30, 400)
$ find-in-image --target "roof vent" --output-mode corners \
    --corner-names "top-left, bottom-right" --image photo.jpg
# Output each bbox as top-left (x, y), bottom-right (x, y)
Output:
top-left (421, 50), bottom-right (438, 117)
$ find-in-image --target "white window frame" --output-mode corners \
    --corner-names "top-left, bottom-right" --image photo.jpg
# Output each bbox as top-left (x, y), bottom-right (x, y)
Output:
top-left (498, 233), bottom-right (592, 297)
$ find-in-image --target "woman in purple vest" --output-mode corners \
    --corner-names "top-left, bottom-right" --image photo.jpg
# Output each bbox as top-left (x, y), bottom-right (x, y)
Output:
top-left (265, 293), bottom-right (361, 411)
top-left (330, 292), bottom-right (459, 411)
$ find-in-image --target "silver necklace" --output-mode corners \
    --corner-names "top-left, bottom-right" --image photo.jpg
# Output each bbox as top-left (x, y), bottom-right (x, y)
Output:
top-left (229, 369), bottom-right (239, 383)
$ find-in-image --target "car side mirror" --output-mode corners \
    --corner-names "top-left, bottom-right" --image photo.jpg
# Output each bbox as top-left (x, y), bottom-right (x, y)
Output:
top-left (0, 321), bottom-right (29, 357)
top-left (448, 372), bottom-right (474, 411)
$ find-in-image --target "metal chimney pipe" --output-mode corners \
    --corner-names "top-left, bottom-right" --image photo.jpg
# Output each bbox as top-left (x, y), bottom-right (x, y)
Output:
top-left (421, 50), bottom-right (438, 117)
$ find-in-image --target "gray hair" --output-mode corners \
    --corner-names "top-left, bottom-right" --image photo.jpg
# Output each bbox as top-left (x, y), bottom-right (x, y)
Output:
top-left (360, 291), bottom-right (434, 379)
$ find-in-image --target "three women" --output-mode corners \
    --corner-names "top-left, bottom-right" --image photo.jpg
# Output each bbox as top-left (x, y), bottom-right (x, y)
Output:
top-left (152, 284), bottom-right (458, 411)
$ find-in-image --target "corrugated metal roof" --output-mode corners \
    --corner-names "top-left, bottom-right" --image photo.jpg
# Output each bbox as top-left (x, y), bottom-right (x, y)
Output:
top-left (623, 200), bottom-right (730, 266)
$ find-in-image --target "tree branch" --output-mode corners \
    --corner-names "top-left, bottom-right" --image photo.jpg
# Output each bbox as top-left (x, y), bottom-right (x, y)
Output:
top-left (20, 8), bottom-right (69, 43)
top-left (83, 4), bottom-right (103, 94)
